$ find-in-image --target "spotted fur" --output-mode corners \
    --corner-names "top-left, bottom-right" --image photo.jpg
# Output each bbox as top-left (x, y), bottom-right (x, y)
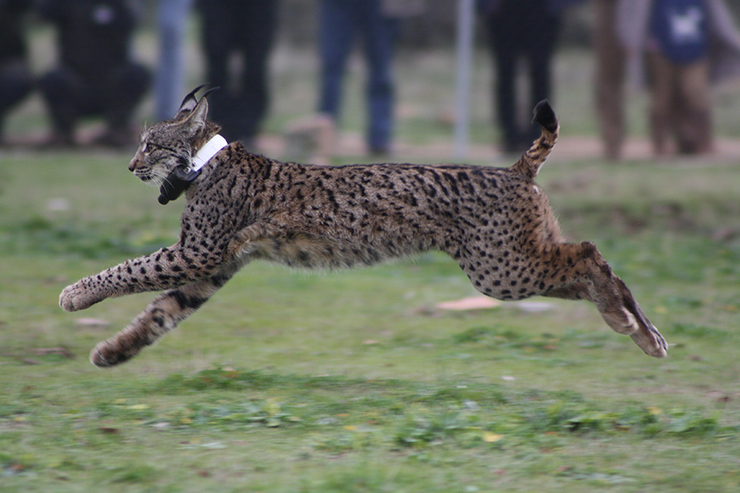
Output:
top-left (59, 91), bottom-right (667, 367)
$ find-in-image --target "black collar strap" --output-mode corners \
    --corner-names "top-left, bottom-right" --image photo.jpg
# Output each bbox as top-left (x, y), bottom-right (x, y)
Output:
top-left (158, 135), bottom-right (228, 205)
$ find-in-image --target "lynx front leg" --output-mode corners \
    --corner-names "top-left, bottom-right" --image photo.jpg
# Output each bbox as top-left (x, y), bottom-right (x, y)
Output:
top-left (90, 265), bottom-right (240, 367)
top-left (60, 244), bottom-right (223, 312)
top-left (541, 242), bottom-right (668, 358)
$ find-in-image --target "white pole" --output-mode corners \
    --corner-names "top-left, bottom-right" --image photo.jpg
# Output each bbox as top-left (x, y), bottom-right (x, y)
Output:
top-left (453, 0), bottom-right (475, 160)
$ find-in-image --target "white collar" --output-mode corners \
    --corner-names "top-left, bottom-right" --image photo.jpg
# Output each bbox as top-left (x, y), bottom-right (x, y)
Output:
top-left (190, 134), bottom-right (228, 172)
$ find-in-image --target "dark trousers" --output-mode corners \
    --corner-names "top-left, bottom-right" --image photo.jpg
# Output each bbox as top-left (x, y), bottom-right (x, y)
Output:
top-left (485, 0), bottom-right (560, 151)
top-left (199, 0), bottom-right (278, 142)
top-left (0, 60), bottom-right (33, 138)
top-left (318, 0), bottom-right (398, 152)
top-left (39, 63), bottom-right (150, 135)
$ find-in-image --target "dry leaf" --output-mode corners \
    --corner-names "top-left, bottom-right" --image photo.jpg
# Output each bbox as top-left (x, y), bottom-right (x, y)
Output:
top-left (515, 302), bottom-right (554, 313)
top-left (436, 296), bottom-right (501, 311)
top-left (483, 432), bottom-right (504, 443)
top-left (75, 318), bottom-right (111, 329)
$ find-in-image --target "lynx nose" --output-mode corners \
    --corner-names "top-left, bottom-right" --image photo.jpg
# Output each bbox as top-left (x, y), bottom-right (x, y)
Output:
top-left (128, 156), bottom-right (141, 172)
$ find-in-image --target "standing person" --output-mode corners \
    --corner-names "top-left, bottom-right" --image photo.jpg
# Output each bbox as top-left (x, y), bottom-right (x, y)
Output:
top-left (154, 0), bottom-right (193, 121)
top-left (479, 0), bottom-right (581, 154)
top-left (593, 0), bottom-right (627, 160)
top-left (38, 0), bottom-right (151, 148)
top-left (618, 0), bottom-right (740, 156)
top-left (196, 0), bottom-right (278, 147)
top-left (649, 0), bottom-right (712, 155)
top-left (317, 0), bottom-right (424, 156)
top-left (0, 0), bottom-right (34, 146)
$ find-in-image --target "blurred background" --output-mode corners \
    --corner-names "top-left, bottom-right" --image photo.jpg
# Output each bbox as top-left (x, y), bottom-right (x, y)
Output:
top-left (2, 0), bottom-right (740, 163)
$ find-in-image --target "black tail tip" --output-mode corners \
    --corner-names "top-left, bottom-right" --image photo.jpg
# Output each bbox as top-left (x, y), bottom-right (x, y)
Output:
top-left (532, 100), bottom-right (558, 133)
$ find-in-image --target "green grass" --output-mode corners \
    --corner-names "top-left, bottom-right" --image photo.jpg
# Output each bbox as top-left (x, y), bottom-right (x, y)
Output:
top-left (2, 143), bottom-right (740, 492)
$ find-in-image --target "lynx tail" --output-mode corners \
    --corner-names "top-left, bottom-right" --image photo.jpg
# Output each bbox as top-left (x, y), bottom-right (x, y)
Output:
top-left (511, 100), bottom-right (560, 180)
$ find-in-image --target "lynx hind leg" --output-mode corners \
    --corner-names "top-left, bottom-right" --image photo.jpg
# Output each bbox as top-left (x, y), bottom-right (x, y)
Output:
top-left (91, 268), bottom-right (236, 367)
top-left (613, 276), bottom-right (668, 358)
top-left (542, 242), bottom-right (667, 358)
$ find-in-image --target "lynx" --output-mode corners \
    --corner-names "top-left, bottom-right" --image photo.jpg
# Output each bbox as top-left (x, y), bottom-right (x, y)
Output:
top-left (60, 86), bottom-right (667, 367)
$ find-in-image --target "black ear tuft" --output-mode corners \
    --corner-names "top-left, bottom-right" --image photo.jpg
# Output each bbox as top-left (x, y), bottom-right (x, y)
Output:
top-left (200, 86), bottom-right (220, 101)
top-left (532, 100), bottom-right (558, 133)
top-left (173, 85), bottom-right (221, 120)
top-left (175, 84), bottom-right (208, 118)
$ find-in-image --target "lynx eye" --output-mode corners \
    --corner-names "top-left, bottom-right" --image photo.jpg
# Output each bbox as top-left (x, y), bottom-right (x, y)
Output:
top-left (143, 142), bottom-right (161, 154)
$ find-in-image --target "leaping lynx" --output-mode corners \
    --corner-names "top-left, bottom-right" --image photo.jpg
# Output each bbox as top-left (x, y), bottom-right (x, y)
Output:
top-left (60, 86), bottom-right (667, 367)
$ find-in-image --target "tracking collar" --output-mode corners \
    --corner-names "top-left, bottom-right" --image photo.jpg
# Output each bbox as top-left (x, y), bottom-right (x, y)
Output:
top-left (158, 134), bottom-right (228, 205)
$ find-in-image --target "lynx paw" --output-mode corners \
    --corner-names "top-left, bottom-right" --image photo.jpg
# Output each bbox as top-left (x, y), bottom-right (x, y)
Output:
top-left (602, 308), bottom-right (667, 358)
top-left (631, 323), bottom-right (668, 358)
top-left (617, 307), bottom-right (668, 358)
top-left (90, 340), bottom-right (133, 368)
top-left (59, 282), bottom-right (97, 312)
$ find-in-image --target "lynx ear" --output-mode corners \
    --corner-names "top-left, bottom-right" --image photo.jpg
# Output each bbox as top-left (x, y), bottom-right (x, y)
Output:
top-left (174, 84), bottom-right (206, 119)
top-left (173, 85), bottom-right (219, 120)
top-left (181, 96), bottom-right (209, 136)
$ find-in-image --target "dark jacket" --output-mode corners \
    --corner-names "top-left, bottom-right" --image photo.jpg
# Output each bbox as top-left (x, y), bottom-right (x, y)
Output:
top-left (38, 0), bottom-right (139, 79)
top-left (0, 0), bottom-right (32, 62)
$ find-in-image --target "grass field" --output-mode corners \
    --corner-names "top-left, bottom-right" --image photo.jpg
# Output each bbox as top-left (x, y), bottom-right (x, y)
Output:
top-left (2, 37), bottom-right (740, 491)
top-left (3, 142), bottom-right (740, 492)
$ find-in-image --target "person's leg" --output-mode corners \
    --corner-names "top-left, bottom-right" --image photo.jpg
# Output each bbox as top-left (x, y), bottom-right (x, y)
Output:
top-left (361, 0), bottom-right (398, 153)
top-left (318, 0), bottom-right (357, 120)
top-left (199, 0), bottom-right (236, 133)
top-left (646, 51), bottom-right (675, 156)
top-left (39, 66), bottom-right (83, 145)
top-left (232, 0), bottom-right (278, 143)
top-left (100, 63), bottom-right (151, 146)
top-left (154, 0), bottom-right (194, 121)
top-left (522, 0), bottom-right (560, 145)
top-left (674, 59), bottom-right (712, 154)
top-left (0, 61), bottom-right (33, 141)
top-left (486, 9), bottom-right (520, 152)
top-left (593, 0), bottom-right (626, 160)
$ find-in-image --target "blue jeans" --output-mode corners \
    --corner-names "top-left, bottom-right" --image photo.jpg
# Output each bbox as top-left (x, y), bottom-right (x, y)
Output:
top-left (318, 0), bottom-right (398, 152)
top-left (154, 0), bottom-right (193, 121)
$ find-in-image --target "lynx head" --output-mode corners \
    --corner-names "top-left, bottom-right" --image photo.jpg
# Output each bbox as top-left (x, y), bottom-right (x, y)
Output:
top-left (128, 85), bottom-right (221, 191)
